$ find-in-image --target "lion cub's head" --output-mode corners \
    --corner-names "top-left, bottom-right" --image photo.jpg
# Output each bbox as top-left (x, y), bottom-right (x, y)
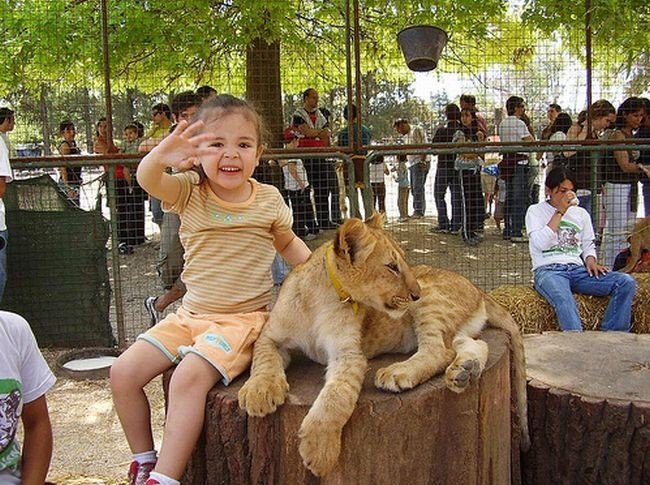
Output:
top-left (331, 213), bottom-right (420, 318)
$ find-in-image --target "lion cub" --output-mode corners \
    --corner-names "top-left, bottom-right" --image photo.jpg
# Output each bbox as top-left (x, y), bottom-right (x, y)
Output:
top-left (238, 214), bottom-right (529, 476)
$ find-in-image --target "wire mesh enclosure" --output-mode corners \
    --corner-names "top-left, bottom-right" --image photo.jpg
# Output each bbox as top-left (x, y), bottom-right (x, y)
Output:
top-left (1, 0), bottom-right (648, 347)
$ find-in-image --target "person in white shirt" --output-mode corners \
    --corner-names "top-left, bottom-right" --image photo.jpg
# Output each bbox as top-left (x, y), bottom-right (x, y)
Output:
top-left (525, 166), bottom-right (636, 332)
top-left (498, 96), bottom-right (534, 242)
top-left (393, 119), bottom-right (429, 218)
top-left (0, 108), bottom-right (15, 302)
top-left (0, 311), bottom-right (56, 484)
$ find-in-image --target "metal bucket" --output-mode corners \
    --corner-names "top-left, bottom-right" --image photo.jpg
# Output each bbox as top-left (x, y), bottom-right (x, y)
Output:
top-left (397, 25), bottom-right (448, 72)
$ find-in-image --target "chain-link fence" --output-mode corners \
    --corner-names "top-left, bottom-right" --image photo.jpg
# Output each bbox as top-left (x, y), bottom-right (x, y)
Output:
top-left (1, 0), bottom-right (648, 347)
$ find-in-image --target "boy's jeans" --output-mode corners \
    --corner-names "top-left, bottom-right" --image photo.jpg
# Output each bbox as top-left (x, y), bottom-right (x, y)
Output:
top-left (533, 263), bottom-right (635, 332)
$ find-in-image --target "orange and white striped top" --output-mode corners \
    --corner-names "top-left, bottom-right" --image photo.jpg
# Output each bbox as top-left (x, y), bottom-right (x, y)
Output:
top-left (165, 173), bottom-right (292, 314)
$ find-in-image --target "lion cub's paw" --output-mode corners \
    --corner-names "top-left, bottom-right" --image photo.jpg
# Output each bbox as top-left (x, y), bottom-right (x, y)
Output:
top-left (298, 415), bottom-right (342, 477)
top-left (444, 358), bottom-right (482, 393)
top-left (238, 374), bottom-right (289, 417)
top-left (374, 363), bottom-right (419, 392)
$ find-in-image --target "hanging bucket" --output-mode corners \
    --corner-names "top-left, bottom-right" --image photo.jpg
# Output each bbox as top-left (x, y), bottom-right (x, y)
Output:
top-left (397, 25), bottom-right (448, 72)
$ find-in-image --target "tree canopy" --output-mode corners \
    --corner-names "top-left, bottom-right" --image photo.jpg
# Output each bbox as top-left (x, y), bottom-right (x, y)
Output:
top-left (0, 0), bottom-right (647, 145)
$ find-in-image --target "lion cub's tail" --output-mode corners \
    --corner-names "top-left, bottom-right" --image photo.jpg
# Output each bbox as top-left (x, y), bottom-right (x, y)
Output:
top-left (485, 295), bottom-right (531, 452)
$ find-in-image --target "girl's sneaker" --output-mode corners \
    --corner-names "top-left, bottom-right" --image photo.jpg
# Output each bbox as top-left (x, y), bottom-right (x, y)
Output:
top-left (128, 460), bottom-right (156, 485)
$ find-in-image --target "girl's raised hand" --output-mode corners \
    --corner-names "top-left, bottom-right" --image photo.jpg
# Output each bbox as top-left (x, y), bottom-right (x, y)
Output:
top-left (149, 120), bottom-right (217, 171)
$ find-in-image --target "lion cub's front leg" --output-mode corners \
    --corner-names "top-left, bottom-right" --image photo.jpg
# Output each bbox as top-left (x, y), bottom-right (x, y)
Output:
top-left (444, 333), bottom-right (489, 393)
top-left (375, 324), bottom-right (454, 392)
top-left (299, 341), bottom-right (367, 477)
top-left (238, 333), bottom-right (290, 417)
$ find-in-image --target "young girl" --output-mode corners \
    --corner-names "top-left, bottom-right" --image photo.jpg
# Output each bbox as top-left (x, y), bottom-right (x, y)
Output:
top-left (110, 94), bottom-right (311, 485)
top-left (454, 107), bottom-right (486, 245)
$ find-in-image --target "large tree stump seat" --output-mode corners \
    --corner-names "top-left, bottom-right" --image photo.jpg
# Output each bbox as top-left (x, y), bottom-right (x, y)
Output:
top-left (163, 329), bottom-right (523, 484)
top-left (522, 332), bottom-right (650, 485)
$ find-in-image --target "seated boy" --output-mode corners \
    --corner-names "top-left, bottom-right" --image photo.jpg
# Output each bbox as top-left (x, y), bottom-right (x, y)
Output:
top-left (0, 311), bottom-right (56, 483)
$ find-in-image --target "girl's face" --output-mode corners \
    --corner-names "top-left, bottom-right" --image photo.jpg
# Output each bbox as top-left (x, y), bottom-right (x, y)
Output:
top-left (97, 120), bottom-right (107, 137)
top-left (199, 111), bottom-right (262, 201)
top-left (592, 113), bottom-right (615, 131)
top-left (460, 111), bottom-right (472, 127)
top-left (546, 178), bottom-right (575, 208)
top-left (62, 125), bottom-right (76, 141)
top-left (623, 110), bottom-right (644, 130)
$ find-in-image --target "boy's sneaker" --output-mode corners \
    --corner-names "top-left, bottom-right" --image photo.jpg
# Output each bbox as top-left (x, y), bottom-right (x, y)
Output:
top-left (128, 460), bottom-right (156, 485)
top-left (143, 296), bottom-right (160, 327)
top-left (303, 232), bottom-right (317, 241)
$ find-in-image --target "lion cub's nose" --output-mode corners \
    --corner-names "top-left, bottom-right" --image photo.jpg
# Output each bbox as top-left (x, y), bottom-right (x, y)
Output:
top-left (410, 293), bottom-right (420, 301)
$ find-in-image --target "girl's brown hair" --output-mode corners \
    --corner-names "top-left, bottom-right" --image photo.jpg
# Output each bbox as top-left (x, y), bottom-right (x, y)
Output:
top-left (192, 94), bottom-right (269, 183)
top-left (195, 94), bottom-right (269, 147)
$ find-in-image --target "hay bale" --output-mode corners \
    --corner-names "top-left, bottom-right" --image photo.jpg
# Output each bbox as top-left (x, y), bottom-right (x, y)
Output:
top-left (489, 273), bottom-right (650, 334)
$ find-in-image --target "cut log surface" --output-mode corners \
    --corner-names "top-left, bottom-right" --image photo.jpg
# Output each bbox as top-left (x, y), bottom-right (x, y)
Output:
top-left (171, 329), bottom-right (521, 485)
top-left (522, 332), bottom-right (650, 485)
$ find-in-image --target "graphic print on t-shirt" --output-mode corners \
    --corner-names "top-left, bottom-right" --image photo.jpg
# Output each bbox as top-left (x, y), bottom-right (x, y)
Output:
top-left (541, 220), bottom-right (582, 258)
top-left (0, 379), bottom-right (22, 472)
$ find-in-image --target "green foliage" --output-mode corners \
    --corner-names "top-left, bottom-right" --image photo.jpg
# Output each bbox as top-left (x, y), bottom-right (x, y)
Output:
top-left (1, 0), bottom-right (647, 147)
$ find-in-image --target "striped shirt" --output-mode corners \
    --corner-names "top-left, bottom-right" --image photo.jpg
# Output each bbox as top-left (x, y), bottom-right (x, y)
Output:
top-left (165, 173), bottom-right (292, 314)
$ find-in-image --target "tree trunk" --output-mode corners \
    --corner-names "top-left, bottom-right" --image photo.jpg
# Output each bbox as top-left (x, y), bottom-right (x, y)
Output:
top-left (40, 83), bottom-right (51, 155)
top-left (522, 332), bottom-right (650, 485)
top-left (246, 36), bottom-right (283, 189)
top-left (164, 329), bottom-right (522, 485)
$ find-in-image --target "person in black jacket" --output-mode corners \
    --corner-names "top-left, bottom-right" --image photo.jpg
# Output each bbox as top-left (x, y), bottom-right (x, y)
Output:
top-left (430, 104), bottom-right (462, 233)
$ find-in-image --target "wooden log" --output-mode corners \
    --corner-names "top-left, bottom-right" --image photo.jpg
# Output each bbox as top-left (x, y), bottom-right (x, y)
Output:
top-left (522, 332), bottom-right (650, 485)
top-left (162, 329), bottom-right (521, 484)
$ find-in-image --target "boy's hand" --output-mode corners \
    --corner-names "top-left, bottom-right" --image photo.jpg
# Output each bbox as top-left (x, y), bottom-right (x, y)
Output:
top-left (585, 256), bottom-right (608, 277)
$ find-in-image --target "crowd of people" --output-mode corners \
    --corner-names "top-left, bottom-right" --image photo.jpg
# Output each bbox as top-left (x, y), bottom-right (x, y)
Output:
top-left (0, 89), bottom-right (648, 484)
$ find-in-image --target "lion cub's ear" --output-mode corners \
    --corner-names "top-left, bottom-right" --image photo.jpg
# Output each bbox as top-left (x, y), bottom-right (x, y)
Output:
top-left (334, 218), bottom-right (377, 265)
top-left (365, 211), bottom-right (385, 230)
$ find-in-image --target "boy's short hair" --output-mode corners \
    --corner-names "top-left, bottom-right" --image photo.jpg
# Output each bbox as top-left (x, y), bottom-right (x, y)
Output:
top-left (302, 88), bottom-right (316, 101)
top-left (171, 91), bottom-right (202, 118)
top-left (59, 120), bottom-right (75, 133)
top-left (393, 118), bottom-right (409, 128)
top-left (445, 103), bottom-right (461, 122)
top-left (123, 123), bottom-right (139, 133)
top-left (196, 85), bottom-right (218, 100)
top-left (0, 107), bottom-right (15, 125)
top-left (506, 96), bottom-right (525, 116)
top-left (152, 103), bottom-right (172, 120)
top-left (343, 104), bottom-right (358, 121)
top-left (549, 103), bottom-right (562, 112)
top-left (460, 94), bottom-right (476, 106)
top-left (133, 120), bottom-right (145, 137)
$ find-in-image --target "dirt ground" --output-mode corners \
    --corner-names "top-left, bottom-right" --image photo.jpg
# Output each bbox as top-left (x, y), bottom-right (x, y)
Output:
top-left (40, 214), bottom-right (532, 484)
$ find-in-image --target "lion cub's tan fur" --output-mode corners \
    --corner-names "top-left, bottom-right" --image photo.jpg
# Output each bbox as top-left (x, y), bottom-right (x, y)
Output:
top-left (238, 214), bottom-right (529, 477)
top-left (621, 216), bottom-right (650, 273)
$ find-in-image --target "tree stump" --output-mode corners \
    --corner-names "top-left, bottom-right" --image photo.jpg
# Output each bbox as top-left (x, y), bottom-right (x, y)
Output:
top-left (522, 332), bottom-right (650, 485)
top-left (162, 329), bottom-right (523, 484)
